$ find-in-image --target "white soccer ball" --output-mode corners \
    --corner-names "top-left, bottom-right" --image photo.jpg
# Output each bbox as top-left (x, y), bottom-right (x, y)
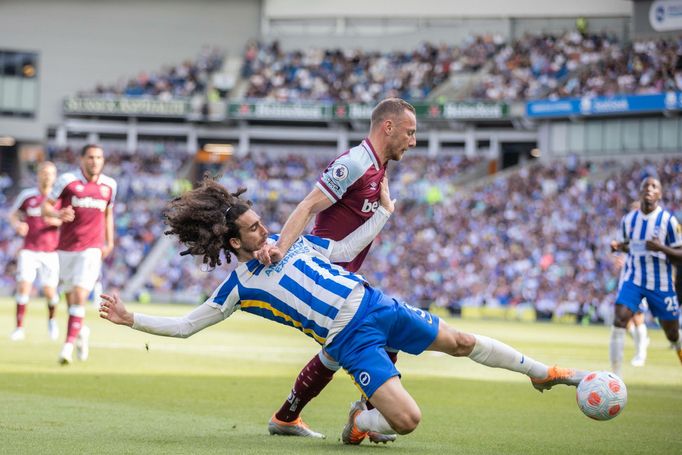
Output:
top-left (576, 371), bottom-right (627, 421)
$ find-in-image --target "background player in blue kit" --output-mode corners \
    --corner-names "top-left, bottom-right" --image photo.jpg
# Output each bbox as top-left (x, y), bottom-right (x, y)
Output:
top-left (609, 176), bottom-right (682, 374)
top-left (99, 177), bottom-right (586, 445)
top-left (255, 98), bottom-right (417, 440)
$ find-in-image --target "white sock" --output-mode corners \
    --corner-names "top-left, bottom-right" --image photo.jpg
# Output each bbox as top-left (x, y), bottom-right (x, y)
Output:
top-left (16, 294), bottom-right (29, 305)
top-left (627, 324), bottom-right (635, 339)
top-left (355, 408), bottom-right (394, 434)
top-left (468, 334), bottom-right (548, 379)
top-left (630, 324), bottom-right (639, 345)
top-left (634, 324), bottom-right (648, 359)
top-left (610, 327), bottom-right (626, 375)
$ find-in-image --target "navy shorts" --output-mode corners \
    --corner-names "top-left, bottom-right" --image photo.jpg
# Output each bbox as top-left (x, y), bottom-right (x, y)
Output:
top-left (616, 281), bottom-right (679, 321)
top-left (325, 286), bottom-right (440, 398)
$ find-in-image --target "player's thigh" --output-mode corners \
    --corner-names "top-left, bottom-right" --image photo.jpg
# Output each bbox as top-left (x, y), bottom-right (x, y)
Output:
top-left (386, 301), bottom-right (440, 355)
top-left (425, 319), bottom-right (476, 356)
top-left (71, 248), bottom-right (102, 293)
top-left (16, 250), bottom-right (39, 284)
top-left (37, 252), bottom-right (59, 289)
top-left (368, 376), bottom-right (421, 434)
top-left (643, 289), bottom-right (680, 322)
top-left (614, 282), bottom-right (643, 326)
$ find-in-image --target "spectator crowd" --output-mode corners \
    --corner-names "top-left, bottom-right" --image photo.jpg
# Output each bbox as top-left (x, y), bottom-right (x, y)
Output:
top-left (74, 33), bottom-right (682, 106)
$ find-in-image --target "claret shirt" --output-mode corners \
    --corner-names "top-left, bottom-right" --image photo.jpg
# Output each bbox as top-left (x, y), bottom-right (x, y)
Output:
top-left (49, 170), bottom-right (117, 252)
top-left (314, 139), bottom-right (386, 272)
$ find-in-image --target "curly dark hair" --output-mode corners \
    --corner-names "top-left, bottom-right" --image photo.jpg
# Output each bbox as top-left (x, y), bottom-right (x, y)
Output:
top-left (163, 176), bottom-right (252, 267)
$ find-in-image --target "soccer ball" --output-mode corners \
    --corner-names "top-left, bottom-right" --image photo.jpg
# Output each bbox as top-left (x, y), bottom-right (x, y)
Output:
top-left (576, 371), bottom-right (627, 421)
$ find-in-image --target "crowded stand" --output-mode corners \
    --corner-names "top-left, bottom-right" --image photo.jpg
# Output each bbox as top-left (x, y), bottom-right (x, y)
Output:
top-left (79, 47), bottom-right (224, 100)
top-left (240, 38), bottom-right (499, 102)
top-left (72, 33), bottom-right (682, 105)
top-left (242, 34), bottom-right (682, 103)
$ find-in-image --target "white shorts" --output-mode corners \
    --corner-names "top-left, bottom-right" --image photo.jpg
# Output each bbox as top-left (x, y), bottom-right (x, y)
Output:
top-left (16, 249), bottom-right (60, 288)
top-left (58, 248), bottom-right (102, 292)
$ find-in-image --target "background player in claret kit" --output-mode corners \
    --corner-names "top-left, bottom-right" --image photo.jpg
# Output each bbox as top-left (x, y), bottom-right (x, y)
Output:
top-left (42, 144), bottom-right (117, 365)
top-left (609, 176), bottom-right (682, 375)
top-left (255, 98), bottom-right (417, 441)
top-left (98, 177), bottom-right (586, 446)
top-left (8, 162), bottom-right (63, 341)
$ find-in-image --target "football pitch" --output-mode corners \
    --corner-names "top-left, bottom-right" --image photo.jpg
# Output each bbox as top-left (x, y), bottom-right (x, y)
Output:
top-left (1, 297), bottom-right (680, 454)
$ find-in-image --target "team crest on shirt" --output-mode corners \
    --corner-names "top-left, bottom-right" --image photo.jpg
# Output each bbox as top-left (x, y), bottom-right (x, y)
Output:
top-left (100, 186), bottom-right (110, 198)
top-left (331, 164), bottom-right (349, 181)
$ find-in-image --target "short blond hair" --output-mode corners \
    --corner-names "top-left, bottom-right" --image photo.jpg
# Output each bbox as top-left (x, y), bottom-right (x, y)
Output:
top-left (370, 98), bottom-right (415, 130)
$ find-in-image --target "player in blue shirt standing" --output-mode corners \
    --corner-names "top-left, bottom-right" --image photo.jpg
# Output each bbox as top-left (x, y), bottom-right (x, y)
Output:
top-left (609, 176), bottom-right (682, 375)
top-left (99, 177), bottom-right (586, 445)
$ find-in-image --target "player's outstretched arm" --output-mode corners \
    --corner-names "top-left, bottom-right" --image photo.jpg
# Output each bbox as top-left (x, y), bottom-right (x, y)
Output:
top-left (100, 293), bottom-right (226, 338)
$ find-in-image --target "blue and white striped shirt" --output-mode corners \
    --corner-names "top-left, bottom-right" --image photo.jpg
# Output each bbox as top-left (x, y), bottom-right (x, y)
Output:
top-left (618, 206), bottom-right (682, 292)
top-left (205, 234), bottom-right (366, 345)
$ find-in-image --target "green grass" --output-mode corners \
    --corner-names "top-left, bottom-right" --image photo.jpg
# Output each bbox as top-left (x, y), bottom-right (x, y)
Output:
top-left (1, 297), bottom-right (680, 454)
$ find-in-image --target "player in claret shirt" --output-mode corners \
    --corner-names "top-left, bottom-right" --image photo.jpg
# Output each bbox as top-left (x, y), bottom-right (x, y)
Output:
top-left (254, 98), bottom-right (417, 440)
top-left (8, 162), bottom-right (63, 341)
top-left (43, 144), bottom-right (117, 365)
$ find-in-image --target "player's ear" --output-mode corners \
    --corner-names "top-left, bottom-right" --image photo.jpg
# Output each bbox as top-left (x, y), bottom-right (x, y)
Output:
top-left (384, 119), bottom-right (393, 135)
top-left (229, 237), bottom-right (241, 250)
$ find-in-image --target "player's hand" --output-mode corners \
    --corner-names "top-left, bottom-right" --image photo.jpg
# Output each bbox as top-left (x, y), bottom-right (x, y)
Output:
top-left (101, 244), bottom-right (114, 258)
top-left (99, 293), bottom-right (134, 327)
top-left (646, 238), bottom-right (663, 252)
top-left (15, 221), bottom-right (29, 237)
top-left (609, 240), bottom-right (620, 253)
top-left (379, 176), bottom-right (395, 214)
top-left (255, 243), bottom-right (275, 266)
top-left (268, 246), bottom-right (284, 263)
top-left (255, 244), bottom-right (284, 265)
top-left (59, 206), bottom-right (75, 222)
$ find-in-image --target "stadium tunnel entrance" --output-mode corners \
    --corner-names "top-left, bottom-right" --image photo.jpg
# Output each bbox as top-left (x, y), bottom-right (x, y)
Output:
top-left (500, 141), bottom-right (538, 169)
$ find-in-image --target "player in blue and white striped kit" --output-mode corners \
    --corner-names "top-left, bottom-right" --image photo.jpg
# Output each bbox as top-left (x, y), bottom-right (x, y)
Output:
top-left (99, 177), bottom-right (586, 444)
top-left (609, 176), bottom-right (682, 375)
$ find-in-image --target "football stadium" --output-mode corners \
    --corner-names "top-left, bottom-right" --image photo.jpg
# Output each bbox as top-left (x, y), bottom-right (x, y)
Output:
top-left (1, 1), bottom-right (681, 453)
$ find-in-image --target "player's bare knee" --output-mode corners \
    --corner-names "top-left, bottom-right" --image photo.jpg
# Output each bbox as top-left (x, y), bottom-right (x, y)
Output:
top-left (389, 409), bottom-right (421, 434)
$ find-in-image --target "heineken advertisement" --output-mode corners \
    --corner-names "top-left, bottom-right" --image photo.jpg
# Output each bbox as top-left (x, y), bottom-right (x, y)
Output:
top-left (228, 102), bottom-right (333, 120)
top-left (63, 97), bottom-right (188, 117)
top-left (230, 101), bottom-right (508, 121)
